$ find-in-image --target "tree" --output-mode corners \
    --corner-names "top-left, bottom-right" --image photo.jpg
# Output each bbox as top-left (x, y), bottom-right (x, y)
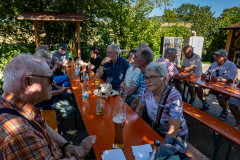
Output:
top-left (176, 3), bottom-right (198, 25)
top-left (162, 8), bottom-right (177, 25)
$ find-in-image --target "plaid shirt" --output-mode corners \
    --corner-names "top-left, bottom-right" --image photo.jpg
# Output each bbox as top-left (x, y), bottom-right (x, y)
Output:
top-left (0, 92), bottom-right (62, 160)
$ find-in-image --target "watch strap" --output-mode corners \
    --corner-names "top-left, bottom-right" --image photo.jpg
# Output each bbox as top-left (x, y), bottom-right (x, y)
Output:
top-left (61, 141), bottom-right (73, 152)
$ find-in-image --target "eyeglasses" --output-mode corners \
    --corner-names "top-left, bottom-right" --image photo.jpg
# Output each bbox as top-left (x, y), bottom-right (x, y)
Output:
top-left (144, 75), bottom-right (163, 82)
top-left (216, 69), bottom-right (219, 77)
top-left (29, 75), bottom-right (53, 84)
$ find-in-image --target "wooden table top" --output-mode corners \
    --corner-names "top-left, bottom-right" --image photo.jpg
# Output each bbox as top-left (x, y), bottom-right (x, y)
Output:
top-left (66, 67), bottom-right (163, 160)
top-left (181, 72), bottom-right (240, 100)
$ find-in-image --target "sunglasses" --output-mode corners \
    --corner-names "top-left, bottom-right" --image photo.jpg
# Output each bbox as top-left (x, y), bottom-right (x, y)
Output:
top-left (29, 75), bottom-right (53, 84)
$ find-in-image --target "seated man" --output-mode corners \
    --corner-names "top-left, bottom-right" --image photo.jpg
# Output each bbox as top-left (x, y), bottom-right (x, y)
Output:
top-left (119, 48), bottom-right (141, 100)
top-left (156, 48), bottom-right (192, 88)
top-left (196, 49), bottom-right (237, 120)
top-left (180, 45), bottom-right (202, 104)
top-left (51, 43), bottom-right (69, 76)
top-left (99, 44), bottom-right (129, 91)
top-left (0, 54), bottom-right (96, 159)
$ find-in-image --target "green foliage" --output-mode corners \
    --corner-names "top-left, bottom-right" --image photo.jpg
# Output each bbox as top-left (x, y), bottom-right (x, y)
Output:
top-left (0, 44), bottom-right (33, 94)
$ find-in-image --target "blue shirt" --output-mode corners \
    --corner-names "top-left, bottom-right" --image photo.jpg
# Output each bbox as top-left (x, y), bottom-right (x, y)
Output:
top-left (133, 72), bottom-right (146, 97)
top-left (102, 57), bottom-right (129, 90)
top-left (51, 51), bottom-right (68, 76)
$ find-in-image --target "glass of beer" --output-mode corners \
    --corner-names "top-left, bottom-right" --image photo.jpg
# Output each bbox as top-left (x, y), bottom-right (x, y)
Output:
top-left (112, 109), bottom-right (126, 149)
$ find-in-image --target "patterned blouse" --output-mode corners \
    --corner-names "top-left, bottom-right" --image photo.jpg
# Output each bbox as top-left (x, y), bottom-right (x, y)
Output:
top-left (140, 86), bottom-right (188, 136)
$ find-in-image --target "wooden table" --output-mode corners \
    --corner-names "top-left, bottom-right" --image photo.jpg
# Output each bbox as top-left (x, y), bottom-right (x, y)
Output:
top-left (66, 67), bottom-right (163, 160)
top-left (181, 72), bottom-right (240, 100)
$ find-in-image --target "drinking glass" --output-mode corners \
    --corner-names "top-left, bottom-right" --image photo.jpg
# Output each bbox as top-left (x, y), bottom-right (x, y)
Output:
top-left (112, 109), bottom-right (126, 149)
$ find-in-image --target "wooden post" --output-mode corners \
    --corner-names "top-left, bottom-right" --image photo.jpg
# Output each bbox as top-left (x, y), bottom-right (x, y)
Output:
top-left (33, 21), bottom-right (40, 47)
top-left (77, 22), bottom-right (81, 58)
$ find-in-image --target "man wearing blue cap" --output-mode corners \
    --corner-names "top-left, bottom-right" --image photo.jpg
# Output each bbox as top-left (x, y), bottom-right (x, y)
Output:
top-left (196, 49), bottom-right (237, 121)
top-left (51, 43), bottom-right (69, 76)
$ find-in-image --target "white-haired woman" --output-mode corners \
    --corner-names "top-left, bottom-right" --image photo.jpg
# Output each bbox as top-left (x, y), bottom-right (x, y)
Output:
top-left (135, 62), bottom-right (188, 147)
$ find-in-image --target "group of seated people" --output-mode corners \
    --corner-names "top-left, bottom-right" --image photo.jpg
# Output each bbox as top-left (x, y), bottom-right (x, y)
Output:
top-left (0, 42), bottom-right (239, 159)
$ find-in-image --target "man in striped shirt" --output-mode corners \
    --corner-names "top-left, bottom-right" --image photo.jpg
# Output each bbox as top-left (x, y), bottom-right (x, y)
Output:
top-left (0, 54), bottom-right (96, 160)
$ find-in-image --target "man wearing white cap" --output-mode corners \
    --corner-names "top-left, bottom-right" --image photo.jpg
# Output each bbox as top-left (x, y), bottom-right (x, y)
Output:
top-left (197, 49), bottom-right (237, 120)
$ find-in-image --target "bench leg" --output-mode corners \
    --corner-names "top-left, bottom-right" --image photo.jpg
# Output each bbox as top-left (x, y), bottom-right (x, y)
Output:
top-left (225, 142), bottom-right (232, 160)
top-left (213, 134), bottom-right (221, 160)
top-left (183, 81), bottom-right (187, 100)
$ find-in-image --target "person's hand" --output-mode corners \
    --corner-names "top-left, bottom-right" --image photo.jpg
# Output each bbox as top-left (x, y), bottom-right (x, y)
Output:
top-left (64, 135), bottom-right (96, 159)
top-left (53, 57), bottom-right (58, 63)
top-left (101, 57), bottom-right (110, 65)
top-left (120, 82), bottom-right (125, 88)
top-left (79, 59), bottom-right (83, 65)
top-left (180, 66), bottom-right (185, 71)
top-left (52, 80), bottom-right (57, 86)
top-left (201, 73), bottom-right (207, 79)
top-left (211, 75), bottom-right (218, 81)
top-left (130, 97), bottom-right (140, 110)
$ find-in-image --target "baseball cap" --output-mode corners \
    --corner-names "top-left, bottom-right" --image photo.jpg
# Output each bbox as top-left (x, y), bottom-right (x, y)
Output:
top-left (214, 49), bottom-right (228, 57)
top-left (58, 43), bottom-right (67, 50)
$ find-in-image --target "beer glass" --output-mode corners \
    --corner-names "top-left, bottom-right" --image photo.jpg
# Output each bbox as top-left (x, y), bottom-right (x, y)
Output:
top-left (96, 96), bottom-right (104, 115)
top-left (112, 109), bottom-right (126, 149)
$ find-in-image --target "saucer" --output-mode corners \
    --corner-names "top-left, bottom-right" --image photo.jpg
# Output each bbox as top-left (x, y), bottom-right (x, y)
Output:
top-left (93, 89), bottom-right (119, 97)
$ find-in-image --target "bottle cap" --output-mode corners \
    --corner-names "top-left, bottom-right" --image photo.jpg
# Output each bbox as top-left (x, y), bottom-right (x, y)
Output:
top-left (83, 76), bottom-right (86, 79)
top-left (154, 140), bottom-right (161, 147)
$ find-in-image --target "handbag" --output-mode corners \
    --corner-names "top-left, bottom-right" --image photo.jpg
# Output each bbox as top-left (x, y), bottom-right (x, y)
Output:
top-left (152, 85), bottom-right (172, 134)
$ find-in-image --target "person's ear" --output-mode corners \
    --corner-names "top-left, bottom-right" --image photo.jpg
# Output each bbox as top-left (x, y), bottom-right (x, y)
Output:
top-left (23, 76), bottom-right (30, 88)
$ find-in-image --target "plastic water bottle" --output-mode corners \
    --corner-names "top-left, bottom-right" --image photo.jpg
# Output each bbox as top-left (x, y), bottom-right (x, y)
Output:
top-left (82, 76), bottom-right (89, 100)
top-left (95, 69), bottom-right (100, 88)
top-left (149, 140), bottom-right (161, 160)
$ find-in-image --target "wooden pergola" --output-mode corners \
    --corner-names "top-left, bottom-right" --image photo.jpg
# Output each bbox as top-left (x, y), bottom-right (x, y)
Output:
top-left (224, 22), bottom-right (240, 60)
top-left (15, 12), bottom-right (86, 57)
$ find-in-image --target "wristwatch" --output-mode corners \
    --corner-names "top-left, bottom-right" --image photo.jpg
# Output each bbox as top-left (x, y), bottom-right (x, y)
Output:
top-left (61, 141), bottom-right (73, 151)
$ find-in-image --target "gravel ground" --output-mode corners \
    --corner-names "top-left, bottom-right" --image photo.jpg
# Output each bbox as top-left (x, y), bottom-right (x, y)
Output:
top-left (58, 65), bottom-right (240, 160)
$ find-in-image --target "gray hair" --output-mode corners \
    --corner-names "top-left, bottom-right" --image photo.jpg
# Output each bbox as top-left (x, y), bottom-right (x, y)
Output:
top-left (3, 54), bottom-right (46, 91)
top-left (164, 48), bottom-right (177, 58)
top-left (145, 62), bottom-right (168, 78)
top-left (35, 45), bottom-right (49, 51)
top-left (139, 42), bottom-right (148, 49)
top-left (34, 49), bottom-right (50, 59)
top-left (107, 44), bottom-right (120, 53)
top-left (140, 47), bottom-right (154, 64)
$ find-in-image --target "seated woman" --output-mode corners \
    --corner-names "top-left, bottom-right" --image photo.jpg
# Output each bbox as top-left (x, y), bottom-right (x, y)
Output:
top-left (35, 49), bottom-right (70, 87)
top-left (120, 48), bottom-right (141, 104)
top-left (34, 49), bottom-right (74, 122)
top-left (135, 62), bottom-right (188, 147)
top-left (79, 46), bottom-right (102, 73)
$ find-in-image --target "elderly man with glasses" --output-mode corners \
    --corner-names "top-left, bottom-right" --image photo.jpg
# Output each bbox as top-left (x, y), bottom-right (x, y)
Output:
top-left (99, 44), bottom-right (129, 91)
top-left (0, 54), bottom-right (96, 159)
top-left (196, 49), bottom-right (237, 121)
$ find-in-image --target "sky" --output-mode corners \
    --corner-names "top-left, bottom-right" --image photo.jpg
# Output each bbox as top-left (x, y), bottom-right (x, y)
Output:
top-left (149, 0), bottom-right (240, 17)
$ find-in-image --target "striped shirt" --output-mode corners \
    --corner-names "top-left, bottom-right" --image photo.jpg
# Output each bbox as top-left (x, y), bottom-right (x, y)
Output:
top-left (0, 92), bottom-right (62, 160)
top-left (133, 72), bottom-right (146, 97)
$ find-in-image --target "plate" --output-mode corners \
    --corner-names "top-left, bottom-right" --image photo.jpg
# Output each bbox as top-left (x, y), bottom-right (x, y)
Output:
top-left (93, 89), bottom-right (119, 97)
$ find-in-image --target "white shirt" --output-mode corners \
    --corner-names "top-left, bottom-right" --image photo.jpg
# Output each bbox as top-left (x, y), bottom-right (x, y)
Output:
top-left (206, 60), bottom-right (237, 80)
top-left (182, 53), bottom-right (202, 76)
top-left (125, 66), bottom-right (141, 87)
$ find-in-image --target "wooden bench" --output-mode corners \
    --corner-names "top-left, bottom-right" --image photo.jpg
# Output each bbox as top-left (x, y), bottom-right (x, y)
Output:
top-left (186, 143), bottom-right (209, 160)
top-left (40, 109), bottom-right (58, 132)
top-left (183, 101), bottom-right (240, 160)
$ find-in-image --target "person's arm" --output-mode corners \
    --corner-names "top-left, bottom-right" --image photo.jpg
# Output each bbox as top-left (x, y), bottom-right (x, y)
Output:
top-left (181, 66), bottom-right (195, 72)
top-left (52, 87), bottom-right (68, 96)
top-left (174, 72), bottom-right (192, 79)
top-left (99, 57), bottom-right (110, 78)
top-left (135, 102), bottom-right (146, 116)
top-left (47, 125), bottom-right (96, 159)
top-left (52, 63), bottom-right (60, 73)
top-left (165, 117), bottom-right (181, 138)
top-left (211, 76), bottom-right (233, 83)
top-left (126, 86), bottom-right (137, 99)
